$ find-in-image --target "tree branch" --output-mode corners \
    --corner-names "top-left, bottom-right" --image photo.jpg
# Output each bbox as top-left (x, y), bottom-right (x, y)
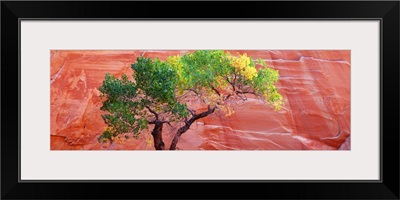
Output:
top-left (185, 88), bottom-right (200, 96)
top-left (211, 85), bottom-right (221, 96)
top-left (169, 105), bottom-right (217, 150)
top-left (226, 77), bottom-right (236, 92)
top-left (236, 90), bottom-right (256, 95)
top-left (187, 108), bottom-right (195, 116)
top-left (145, 106), bottom-right (158, 120)
top-left (149, 120), bottom-right (171, 126)
top-left (234, 90), bottom-right (256, 102)
top-left (225, 94), bottom-right (232, 101)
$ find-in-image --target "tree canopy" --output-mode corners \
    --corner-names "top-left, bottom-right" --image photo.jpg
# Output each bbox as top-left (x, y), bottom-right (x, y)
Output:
top-left (98, 50), bottom-right (283, 150)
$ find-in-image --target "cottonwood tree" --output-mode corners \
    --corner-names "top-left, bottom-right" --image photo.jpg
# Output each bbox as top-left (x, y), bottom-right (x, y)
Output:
top-left (98, 50), bottom-right (283, 150)
top-left (165, 50), bottom-right (283, 149)
top-left (98, 58), bottom-right (188, 150)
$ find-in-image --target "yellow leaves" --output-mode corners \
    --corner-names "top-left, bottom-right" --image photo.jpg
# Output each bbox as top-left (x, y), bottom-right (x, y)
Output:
top-left (166, 55), bottom-right (186, 86)
top-left (104, 126), bottom-right (115, 132)
top-left (215, 76), bottom-right (229, 88)
top-left (216, 77), bottom-right (224, 86)
top-left (177, 89), bottom-right (185, 96)
top-left (229, 53), bottom-right (258, 81)
top-left (145, 133), bottom-right (153, 147)
top-left (229, 54), bottom-right (250, 71)
top-left (110, 135), bottom-right (127, 145)
top-left (218, 103), bottom-right (235, 117)
top-left (272, 100), bottom-right (284, 111)
top-left (263, 91), bottom-right (269, 102)
top-left (225, 104), bottom-right (235, 117)
top-left (242, 66), bottom-right (258, 80)
top-left (202, 92), bottom-right (222, 107)
top-left (166, 55), bottom-right (182, 69)
top-left (200, 86), bottom-right (237, 107)
top-left (263, 91), bottom-right (284, 111)
top-left (104, 125), bottom-right (129, 144)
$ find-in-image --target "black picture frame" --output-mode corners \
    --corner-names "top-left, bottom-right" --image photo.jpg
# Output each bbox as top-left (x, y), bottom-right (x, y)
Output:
top-left (2, 1), bottom-right (399, 199)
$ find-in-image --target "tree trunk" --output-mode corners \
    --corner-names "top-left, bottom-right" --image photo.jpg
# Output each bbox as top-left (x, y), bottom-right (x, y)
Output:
top-left (170, 134), bottom-right (181, 150)
top-left (170, 106), bottom-right (216, 150)
top-left (169, 125), bottom-right (186, 150)
top-left (151, 121), bottom-right (165, 150)
top-left (109, 141), bottom-right (115, 150)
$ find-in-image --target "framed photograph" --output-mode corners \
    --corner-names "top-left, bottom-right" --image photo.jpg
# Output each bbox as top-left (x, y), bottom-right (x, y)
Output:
top-left (2, 1), bottom-right (399, 199)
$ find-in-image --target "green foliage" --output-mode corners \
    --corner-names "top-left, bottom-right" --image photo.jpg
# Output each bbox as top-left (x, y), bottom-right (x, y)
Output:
top-left (132, 57), bottom-right (189, 118)
top-left (132, 57), bottom-right (176, 103)
top-left (98, 74), bottom-right (146, 143)
top-left (177, 50), bottom-right (232, 89)
top-left (167, 50), bottom-right (283, 110)
top-left (98, 50), bottom-right (284, 144)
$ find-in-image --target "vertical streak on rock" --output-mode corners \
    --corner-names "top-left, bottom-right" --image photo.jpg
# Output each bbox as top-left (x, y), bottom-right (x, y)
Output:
top-left (50, 61), bottom-right (66, 84)
top-left (50, 50), bottom-right (351, 150)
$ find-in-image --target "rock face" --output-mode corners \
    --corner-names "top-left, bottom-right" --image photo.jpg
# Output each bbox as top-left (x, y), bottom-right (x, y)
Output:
top-left (50, 50), bottom-right (350, 150)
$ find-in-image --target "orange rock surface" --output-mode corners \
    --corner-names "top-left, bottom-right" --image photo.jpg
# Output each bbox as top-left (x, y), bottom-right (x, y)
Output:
top-left (50, 50), bottom-right (350, 150)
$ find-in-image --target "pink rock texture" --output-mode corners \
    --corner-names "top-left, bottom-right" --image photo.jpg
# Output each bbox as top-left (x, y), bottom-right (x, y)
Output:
top-left (50, 50), bottom-right (350, 150)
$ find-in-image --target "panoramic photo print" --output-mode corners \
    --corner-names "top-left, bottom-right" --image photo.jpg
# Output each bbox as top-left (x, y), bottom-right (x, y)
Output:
top-left (50, 50), bottom-right (350, 150)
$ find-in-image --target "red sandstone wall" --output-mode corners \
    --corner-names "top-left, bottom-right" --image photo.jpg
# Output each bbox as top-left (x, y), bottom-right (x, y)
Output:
top-left (50, 50), bottom-right (350, 150)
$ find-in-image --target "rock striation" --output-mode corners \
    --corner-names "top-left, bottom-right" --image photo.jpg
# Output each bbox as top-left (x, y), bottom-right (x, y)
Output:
top-left (50, 50), bottom-right (350, 150)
